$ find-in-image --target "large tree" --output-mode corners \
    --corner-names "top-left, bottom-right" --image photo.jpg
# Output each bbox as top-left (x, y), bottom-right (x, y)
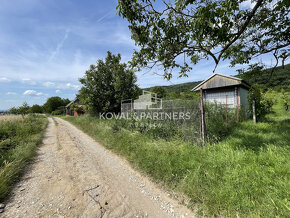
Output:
top-left (117, 0), bottom-right (290, 79)
top-left (43, 97), bottom-right (70, 114)
top-left (79, 51), bottom-right (140, 114)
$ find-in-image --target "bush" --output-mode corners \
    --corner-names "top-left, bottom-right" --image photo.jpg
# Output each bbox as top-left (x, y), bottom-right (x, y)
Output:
top-left (262, 89), bottom-right (278, 113)
top-left (248, 85), bottom-right (276, 120)
top-left (205, 103), bottom-right (239, 142)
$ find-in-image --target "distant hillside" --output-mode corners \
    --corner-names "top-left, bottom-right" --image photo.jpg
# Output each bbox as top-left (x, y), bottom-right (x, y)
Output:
top-left (146, 64), bottom-right (290, 92)
top-left (144, 81), bottom-right (201, 93)
top-left (238, 63), bottom-right (290, 88)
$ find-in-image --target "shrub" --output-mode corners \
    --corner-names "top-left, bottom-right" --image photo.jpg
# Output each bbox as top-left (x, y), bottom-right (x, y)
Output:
top-left (262, 89), bottom-right (278, 113)
top-left (205, 103), bottom-right (239, 142)
top-left (248, 85), bottom-right (276, 120)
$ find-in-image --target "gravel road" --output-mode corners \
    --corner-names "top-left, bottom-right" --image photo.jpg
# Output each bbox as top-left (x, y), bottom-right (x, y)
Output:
top-left (2, 117), bottom-right (194, 218)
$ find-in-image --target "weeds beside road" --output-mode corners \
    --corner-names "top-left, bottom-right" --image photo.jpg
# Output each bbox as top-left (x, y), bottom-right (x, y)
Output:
top-left (0, 115), bottom-right (48, 201)
top-left (64, 101), bottom-right (290, 217)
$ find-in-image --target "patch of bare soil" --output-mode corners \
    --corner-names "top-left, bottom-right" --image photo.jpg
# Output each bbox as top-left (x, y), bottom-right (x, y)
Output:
top-left (2, 117), bottom-right (194, 217)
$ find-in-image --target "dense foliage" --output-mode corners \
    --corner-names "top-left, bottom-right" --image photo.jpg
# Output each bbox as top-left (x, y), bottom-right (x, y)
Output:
top-left (43, 97), bottom-right (70, 114)
top-left (78, 51), bottom-right (141, 114)
top-left (9, 97), bottom-right (70, 115)
top-left (117, 0), bottom-right (289, 78)
top-left (29, 104), bottom-right (43, 113)
top-left (248, 85), bottom-right (279, 120)
top-left (238, 63), bottom-right (290, 89)
top-left (281, 90), bottom-right (290, 111)
top-left (149, 86), bottom-right (168, 98)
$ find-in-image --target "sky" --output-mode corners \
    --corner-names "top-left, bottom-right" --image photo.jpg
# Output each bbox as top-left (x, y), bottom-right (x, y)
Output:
top-left (0, 0), bottom-right (288, 110)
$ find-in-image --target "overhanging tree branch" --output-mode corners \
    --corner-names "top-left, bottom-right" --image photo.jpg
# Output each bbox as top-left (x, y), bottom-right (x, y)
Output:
top-left (117, 0), bottom-right (289, 78)
top-left (214, 0), bottom-right (264, 71)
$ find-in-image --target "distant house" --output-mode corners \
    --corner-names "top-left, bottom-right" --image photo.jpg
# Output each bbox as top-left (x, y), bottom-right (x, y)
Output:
top-left (65, 98), bottom-right (84, 116)
top-left (192, 73), bottom-right (250, 109)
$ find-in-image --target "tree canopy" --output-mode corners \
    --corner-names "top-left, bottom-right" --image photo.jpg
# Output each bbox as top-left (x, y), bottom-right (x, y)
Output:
top-left (29, 104), bottom-right (43, 113)
top-left (43, 97), bottom-right (70, 114)
top-left (149, 86), bottom-right (168, 98)
top-left (18, 102), bottom-right (30, 117)
top-left (117, 0), bottom-right (290, 79)
top-left (79, 51), bottom-right (141, 114)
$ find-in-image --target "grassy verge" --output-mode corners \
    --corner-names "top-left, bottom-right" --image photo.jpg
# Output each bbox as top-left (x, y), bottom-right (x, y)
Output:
top-left (0, 115), bottom-right (48, 201)
top-left (64, 102), bottom-right (289, 217)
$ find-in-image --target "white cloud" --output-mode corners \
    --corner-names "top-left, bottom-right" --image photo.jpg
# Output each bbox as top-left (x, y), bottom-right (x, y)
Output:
top-left (55, 89), bottom-right (61, 94)
top-left (43, 81), bottom-right (55, 87)
top-left (0, 77), bottom-right (10, 82)
top-left (22, 78), bottom-right (36, 85)
top-left (240, 0), bottom-right (255, 9)
top-left (55, 82), bottom-right (80, 90)
top-left (66, 83), bottom-right (80, 90)
top-left (6, 92), bottom-right (16, 95)
top-left (23, 90), bottom-right (43, 96)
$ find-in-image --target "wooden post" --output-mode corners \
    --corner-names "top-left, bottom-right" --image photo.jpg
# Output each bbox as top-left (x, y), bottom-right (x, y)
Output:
top-left (225, 95), bottom-right (228, 123)
top-left (200, 88), bottom-right (207, 144)
top-left (252, 99), bottom-right (256, 124)
top-left (236, 87), bottom-right (240, 121)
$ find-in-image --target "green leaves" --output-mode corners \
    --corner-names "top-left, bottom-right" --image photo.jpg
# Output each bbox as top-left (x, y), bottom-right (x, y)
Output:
top-left (43, 97), bottom-right (69, 114)
top-left (117, 0), bottom-right (290, 78)
top-left (78, 51), bottom-right (140, 114)
top-left (149, 86), bottom-right (168, 98)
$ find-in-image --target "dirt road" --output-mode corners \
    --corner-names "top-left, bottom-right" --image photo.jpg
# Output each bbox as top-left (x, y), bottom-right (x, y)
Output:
top-left (3, 117), bottom-right (194, 218)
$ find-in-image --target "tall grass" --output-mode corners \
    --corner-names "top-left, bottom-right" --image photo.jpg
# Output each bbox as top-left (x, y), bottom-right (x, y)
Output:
top-left (205, 103), bottom-right (247, 142)
top-left (0, 115), bottom-right (48, 201)
top-left (64, 101), bottom-right (290, 217)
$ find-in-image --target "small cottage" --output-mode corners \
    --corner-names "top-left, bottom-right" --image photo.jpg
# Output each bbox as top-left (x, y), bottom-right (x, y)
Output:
top-left (192, 73), bottom-right (250, 109)
top-left (65, 98), bottom-right (84, 116)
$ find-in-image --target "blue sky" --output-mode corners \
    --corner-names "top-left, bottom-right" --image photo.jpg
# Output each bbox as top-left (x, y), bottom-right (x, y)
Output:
top-left (0, 0), bottom-right (287, 110)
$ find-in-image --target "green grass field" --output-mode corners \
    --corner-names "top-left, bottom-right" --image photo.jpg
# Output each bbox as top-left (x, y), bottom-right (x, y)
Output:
top-left (64, 101), bottom-right (289, 217)
top-left (0, 115), bottom-right (48, 201)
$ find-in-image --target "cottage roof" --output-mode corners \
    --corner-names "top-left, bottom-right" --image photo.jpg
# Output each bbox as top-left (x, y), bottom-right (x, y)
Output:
top-left (192, 73), bottom-right (250, 91)
top-left (65, 98), bottom-right (79, 108)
